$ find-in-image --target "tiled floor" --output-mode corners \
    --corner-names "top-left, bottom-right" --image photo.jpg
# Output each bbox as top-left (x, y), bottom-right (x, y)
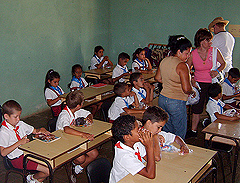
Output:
top-left (1, 107), bottom-right (239, 183)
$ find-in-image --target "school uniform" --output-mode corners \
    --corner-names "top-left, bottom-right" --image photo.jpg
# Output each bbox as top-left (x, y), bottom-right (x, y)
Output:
top-left (112, 64), bottom-right (129, 83)
top-left (45, 86), bottom-right (64, 107)
top-left (158, 131), bottom-right (176, 146)
top-left (132, 59), bottom-right (148, 72)
top-left (222, 78), bottom-right (236, 104)
top-left (108, 96), bottom-right (134, 121)
top-left (0, 120), bottom-right (38, 170)
top-left (206, 97), bottom-right (225, 122)
top-left (132, 87), bottom-right (146, 104)
top-left (109, 141), bottom-right (146, 183)
top-left (56, 106), bottom-right (91, 130)
top-left (90, 56), bottom-right (108, 70)
top-left (70, 76), bottom-right (88, 89)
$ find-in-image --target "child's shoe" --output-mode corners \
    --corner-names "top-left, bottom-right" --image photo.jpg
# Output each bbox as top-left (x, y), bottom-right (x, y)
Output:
top-left (72, 162), bottom-right (84, 175)
top-left (26, 174), bottom-right (42, 183)
top-left (185, 129), bottom-right (198, 139)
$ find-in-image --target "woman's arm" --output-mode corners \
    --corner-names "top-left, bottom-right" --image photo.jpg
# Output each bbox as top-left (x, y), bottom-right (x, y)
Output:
top-left (154, 65), bottom-right (162, 83)
top-left (177, 62), bottom-right (193, 95)
top-left (210, 49), bottom-right (226, 78)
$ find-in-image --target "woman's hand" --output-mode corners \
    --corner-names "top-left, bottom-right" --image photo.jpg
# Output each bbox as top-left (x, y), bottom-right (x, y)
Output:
top-left (209, 70), bottom-right (219, 78)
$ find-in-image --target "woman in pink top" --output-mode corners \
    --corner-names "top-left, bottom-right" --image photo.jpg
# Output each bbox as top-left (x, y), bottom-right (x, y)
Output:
top-left (186, 28), bottom-right (225, 138)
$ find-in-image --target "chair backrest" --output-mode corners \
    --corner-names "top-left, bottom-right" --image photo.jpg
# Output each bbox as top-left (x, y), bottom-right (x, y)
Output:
top-left (86, 158), bottom-right (112, 183)
top-left (47, 118), bottom-right (57, 132)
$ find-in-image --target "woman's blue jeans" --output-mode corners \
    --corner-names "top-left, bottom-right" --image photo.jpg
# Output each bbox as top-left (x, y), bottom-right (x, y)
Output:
top-left (158, 94), bottom-right (187, 139)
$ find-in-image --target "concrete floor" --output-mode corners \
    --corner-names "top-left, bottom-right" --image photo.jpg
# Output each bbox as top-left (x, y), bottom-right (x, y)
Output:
top-left (1, 107), bottom-right (239, 183)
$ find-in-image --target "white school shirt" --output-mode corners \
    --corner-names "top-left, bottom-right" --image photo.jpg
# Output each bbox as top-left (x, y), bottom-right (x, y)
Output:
top-left (212, 32), bottom-right (235, 73)
top-left (0, 120), bottom-right (34, 159)
top-left (132, 87), bottom-right (146, 104)
top-left (56, 106), bottom-right (91, 130)
top-left (112, 64), bottom-right (129, 83)
top-left (132, 59), bottom-right (148, 72)
top-left (158, 131), bottom-right (176, 146)
top-left (70, 77), bottom-right (88, 89)
top-left (45, 86), bottom-right (65, 107)
top-left (90, 56), bottom-right (108, 70)
top-left (109, 141), bottom-right (146, 183)
top-left (108, 96), bottom-right (134, 121)
top-left (222, 80), bottom-right (236, 104)
top-left (206, 97), bottom-right (225, 122)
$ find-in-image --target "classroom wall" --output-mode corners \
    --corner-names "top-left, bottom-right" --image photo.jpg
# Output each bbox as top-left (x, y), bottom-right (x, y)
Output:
top-left (0, 0), bottom-right (110, 116)
top-left (109, 0), bottom-right (240, 69)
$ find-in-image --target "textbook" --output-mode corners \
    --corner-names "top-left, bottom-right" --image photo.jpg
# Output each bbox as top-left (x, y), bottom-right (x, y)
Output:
top-left (33, 133), bottom-right (60, 143)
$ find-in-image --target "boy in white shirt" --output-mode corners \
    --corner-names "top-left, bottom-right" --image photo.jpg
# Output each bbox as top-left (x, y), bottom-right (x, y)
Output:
top-left (141, 106), bottom-right (189, 161)
top-left (110, 115), bottom-right (155, 183)
top-left (222, 68), bottom-right (240, 108)
top-left (206, 83), bottom-right (240, 122)
top-left (130, 72), bottom-right (154, 106)
top-left (0, 100), bottom-right (50, 183)
top-left (108, 82), bottom-right (145, 122)
top-left (112, 52), bottom-right (132, 83)
top-left (56, 90), bottom-right (98, 182)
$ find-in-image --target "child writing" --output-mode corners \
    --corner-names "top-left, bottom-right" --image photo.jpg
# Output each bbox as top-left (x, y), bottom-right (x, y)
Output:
top-left (69, 64), bottom-right (88, 91)
top-left (132, 48), bottom-right (152, 73)
top-left (56, 90), bottom-right (98, 182)
top-left (130, 72), bottom-right (154, 106)
top-left (222, 68), bottom-right (240, 108)
top-left (90, 45), bottom-right (113, 70)
top-left (112, 52), bottom-right (132, 83)
top-left (141, 106), bottom-right (189, 161)
top-left (68, 64), bottom-right (102, 116)
top-left (0, 100), bottom-right (50, 183)
top-left (44, 69), bottom-right (65, 118)
top-left (110, 115), bottom-right (155, 182)
top-left (206, 83), bottom-right (240, 122)
top-left (108, 82), bottom-right (145, 123)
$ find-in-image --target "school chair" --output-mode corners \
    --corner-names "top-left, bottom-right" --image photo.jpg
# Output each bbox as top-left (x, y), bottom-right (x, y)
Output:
top-left (47, 117), bottom-right (57, 132)
top-left (86, 158), bottom-right (111, 183)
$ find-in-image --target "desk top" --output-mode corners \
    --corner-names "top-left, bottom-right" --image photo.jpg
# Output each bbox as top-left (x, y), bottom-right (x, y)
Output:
top-left (119, 144), bottom-right (217, 183)
top-left (19, 120), bottom-right (112, 160)
top-left (202, 119), bottom-right (240, 140)
top-left (84, 67), bottom-right (114, 75)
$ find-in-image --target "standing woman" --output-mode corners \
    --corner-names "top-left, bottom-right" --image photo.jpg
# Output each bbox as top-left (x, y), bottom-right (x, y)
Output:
top-left (155, 35), bottom-right (194, 139)
top-left (186, 28), bottom-right (226, 138)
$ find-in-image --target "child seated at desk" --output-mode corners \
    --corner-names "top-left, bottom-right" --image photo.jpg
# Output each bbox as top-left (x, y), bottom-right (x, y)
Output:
top-left (90, 45), bottom-right (113, 70)
top-left (108, 82), bottom-right (145, 123)
top-left (112, 52), bottom-right (132, 83)
top-left (44, 69), bottom-right (65, 118)
top-left (206, 83), bottom-right (240, 123)
top-left (130, 72), bottom-right (154, 106)
top-left (141, 106), bottom-right (189, 161)
top-left (56, 90), bottom-right (98, 182)
top-left (68, 64), bottom-right (101, 116)
top-left (222, 68), bottom-right (240, 108)
top-left (110, 115), bottom-right (155, 183)
top-left (0, 100), bottom-right (50, 183)
top-left (132, 48), bottom-right (152, 73)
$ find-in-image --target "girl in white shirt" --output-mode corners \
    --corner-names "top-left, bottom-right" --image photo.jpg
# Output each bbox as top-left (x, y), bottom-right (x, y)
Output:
top-left (132, 48), bottom-right (152, 73)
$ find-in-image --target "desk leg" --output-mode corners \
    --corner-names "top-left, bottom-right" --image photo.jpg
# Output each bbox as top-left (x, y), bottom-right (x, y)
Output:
top-left (23, 154), bottom-right (53, 183)
top-left (232, 139), bottom-right (239, 183)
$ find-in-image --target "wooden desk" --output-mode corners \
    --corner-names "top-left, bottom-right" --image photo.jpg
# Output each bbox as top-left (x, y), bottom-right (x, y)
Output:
top-left (19, 120), bottom-right (112, 181)
top-left (119, 144), bottom-right (217, 183)
top-left (202, 119), bottom-right (240, 183)
top-left (84, 67), bottom-right (114, 79)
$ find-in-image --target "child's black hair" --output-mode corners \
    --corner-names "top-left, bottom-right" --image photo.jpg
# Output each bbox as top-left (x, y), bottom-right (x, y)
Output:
top-left (142, 106), bottom-right (169, 126)
top-left (132, 48), bottom-right (144, 61)
top-left (44, 69), bottom-right (60, 91)
top-left (113, 82), bottom-right (128, 96)
top-left (118, 52), bottom-right (130, 61)
top-left (129, 72), bottom-right (142, 86)
top-left (208, 83), bottom-right (222, 98)
top-left (111, 115), bottom-right (136, 143)
top-left (168, 35), bottom-right (192, 55)
top-left (2, 100), bottom-right (22, 116)
top-left (228, 68), bottom-right (240, 79)
top-left (94, 46), bottom-right (104, 55)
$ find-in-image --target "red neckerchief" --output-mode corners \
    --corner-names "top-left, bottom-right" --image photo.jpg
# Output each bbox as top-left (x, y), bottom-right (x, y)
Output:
top-left (2, 120), bottom-right (21, 140)
top-left (63, 106), bottom-right (75, 125)
top-left (135, 147), bottom-right (142, 162)
top-left (115, 141), bottom-right (123, 149)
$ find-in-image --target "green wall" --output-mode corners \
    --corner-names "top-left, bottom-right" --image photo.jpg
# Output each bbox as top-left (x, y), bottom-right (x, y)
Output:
top-left (1, 0), bottom-right (239, 117)
top-left (0, 0), bottom-right (110, 116)
top-left (109, 0), bottom-right (240, 69)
